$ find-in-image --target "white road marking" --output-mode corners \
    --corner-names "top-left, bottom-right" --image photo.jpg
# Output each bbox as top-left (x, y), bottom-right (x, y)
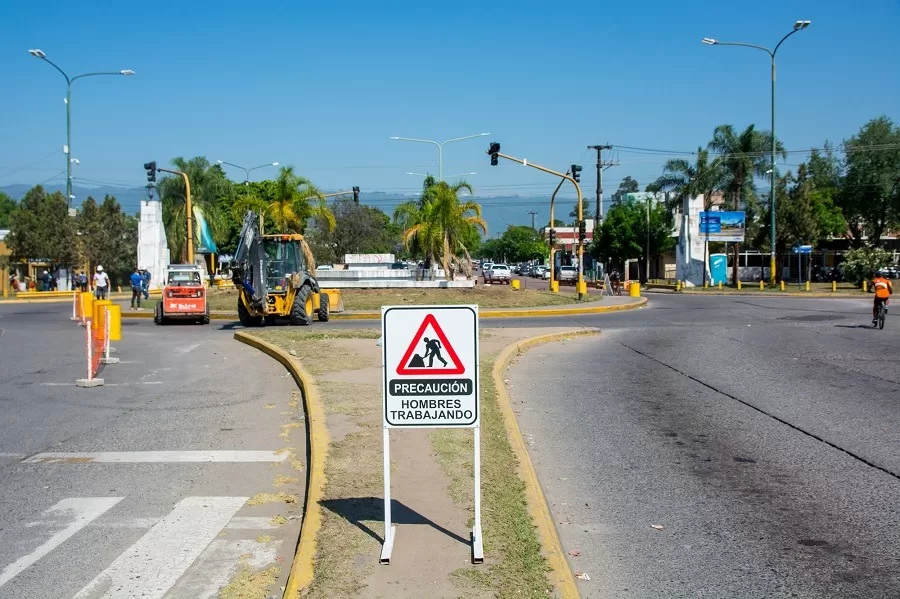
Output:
top-left (225, 516), bottom-right (281, 530)
top-left (164, 538), bottom-right (279, 599)
top-left (174, 342), bottom-right (203, 355)
top-left (0, 497), bottom-right (124, 589)
top-left (90, 516), bottom-right (281, 530)
top-left (22, 451), bottom-right (288, 464)
top-left (72, 496), bottom-right (247, 599)
top-left (0, 452), bottom-right (25, 458)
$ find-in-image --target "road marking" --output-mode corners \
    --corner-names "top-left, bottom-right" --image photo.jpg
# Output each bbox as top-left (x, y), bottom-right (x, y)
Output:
top-left (164, 538), bottom-right (279, 599)
top-left (174, 342), bottom-right (203, 355)
top-left (0, 452), bottom-right (25, 458)
top-left (72, 496), bottom-right (247, 599)
top-left (0, 497), bottom-right (124, 589)
top-left (21, 451), bottom-right (288, 464)
top-left (89, 516), bottom-right (281, 530)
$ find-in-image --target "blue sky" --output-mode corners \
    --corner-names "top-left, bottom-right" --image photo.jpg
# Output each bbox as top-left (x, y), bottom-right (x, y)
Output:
top-left (1, 0), bottom-right (898, 218)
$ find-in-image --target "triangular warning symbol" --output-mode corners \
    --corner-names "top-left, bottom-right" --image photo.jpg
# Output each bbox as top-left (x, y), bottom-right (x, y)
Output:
top-left (396, 314), bottom-right (466, 375)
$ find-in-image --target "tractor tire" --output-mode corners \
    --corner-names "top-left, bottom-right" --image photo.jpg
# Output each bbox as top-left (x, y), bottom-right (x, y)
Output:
top-left (154, 303), bottom-right (165, 325)
top-left (290, 285), bottom-right (313, 326)
top-left (201, 305), bottom-right (210, 325)
top-left (318, 292), bottom-right (330, 322)
top-left (237, 296), bottom-right (263, 327)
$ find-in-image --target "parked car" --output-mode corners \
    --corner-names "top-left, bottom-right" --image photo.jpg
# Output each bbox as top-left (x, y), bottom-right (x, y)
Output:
top-left (556, 265), bottom-right (577, 285)
top-left (541, 267), bottom-right (551, 280)
top-left (484, 263), bottom-right (512, 284)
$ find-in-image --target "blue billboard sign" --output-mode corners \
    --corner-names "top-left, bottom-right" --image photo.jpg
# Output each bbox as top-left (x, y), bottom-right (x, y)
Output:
top-left (699, 211), bottom-right (745, 242)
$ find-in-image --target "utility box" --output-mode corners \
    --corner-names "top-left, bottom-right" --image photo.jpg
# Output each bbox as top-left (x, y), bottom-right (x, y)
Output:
top-left (709, 253), bottom-right (727, 285)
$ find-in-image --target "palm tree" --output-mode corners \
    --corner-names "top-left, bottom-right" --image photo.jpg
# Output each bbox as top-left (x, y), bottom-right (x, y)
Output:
top-left (708, 125), bottom-right (785, 284)
top-left (160, 157), bottom-right (234, 263)
top-left (394, 179), bottom-right (487, 279)
top-left (232, 166), bottom-right (334, 235)
top-left (651, 148), bottom-right (727, 286)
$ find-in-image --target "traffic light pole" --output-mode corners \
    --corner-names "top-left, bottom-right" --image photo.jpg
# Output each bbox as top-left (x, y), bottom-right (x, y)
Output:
top-left (159, 168), bottom-right (193, 265)
top-left (493, 152), bottom-right (585, 300)
top-left (547, 170), bottom-right (570, 291)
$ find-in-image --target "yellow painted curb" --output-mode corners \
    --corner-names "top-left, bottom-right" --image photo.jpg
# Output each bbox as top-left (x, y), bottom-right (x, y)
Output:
top-left (493, 328), bottom-right (599, 599)
top-left (233, 331), bottom-right (329, 598)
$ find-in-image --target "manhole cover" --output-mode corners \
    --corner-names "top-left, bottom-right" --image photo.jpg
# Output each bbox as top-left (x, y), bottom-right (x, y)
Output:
top-left (778, 314), bottom-right (843, 322)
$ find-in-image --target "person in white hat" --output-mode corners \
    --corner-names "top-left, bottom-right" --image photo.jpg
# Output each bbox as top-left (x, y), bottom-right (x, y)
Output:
top-left (93, 265), bottom-right (110, 300)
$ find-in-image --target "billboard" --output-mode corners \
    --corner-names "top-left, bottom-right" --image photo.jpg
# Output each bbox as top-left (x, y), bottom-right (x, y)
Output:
top-left (699, 211), bottom-right (745, 242)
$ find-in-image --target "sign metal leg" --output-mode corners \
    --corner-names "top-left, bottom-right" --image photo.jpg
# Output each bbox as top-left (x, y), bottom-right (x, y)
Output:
top-left (380, 427), bottom-right (396, 564)
top-left (472, 425), bottom-right (484, 563)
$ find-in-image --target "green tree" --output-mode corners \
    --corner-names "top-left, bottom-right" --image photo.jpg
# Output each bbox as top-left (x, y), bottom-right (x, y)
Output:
top-left (838, 116), bottom-right (900, 247)
top-left (306, 198), bottom-right (399, 265)
top-left (610, 176), bottom-right (640, 206)
top-left (477, 238), bottom-right (504, 261)
top-left (708, 124), bottom-right (785, 284)
top-left (7, 186), bottom-right (78, 268)
top-left (232, 166), bottom-right (333, 235)
top-left (499, 225), bottom-right (548, 263)
top-left (0, 192), bottom-right (16, 228)
top-left (74, 195), bottom-right (138, 285)
top-left (394, 179), bottom-right (486, 278)
top-left (159, 157), bottom-right (235, 262)
top-left (591, 197), bottom-right (674, 281)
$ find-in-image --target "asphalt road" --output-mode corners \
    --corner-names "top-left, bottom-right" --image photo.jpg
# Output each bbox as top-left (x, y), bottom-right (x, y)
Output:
top-left (0, 301), bottom-right (305, 598)
top-left (508, 293), bottom-right (900, 598)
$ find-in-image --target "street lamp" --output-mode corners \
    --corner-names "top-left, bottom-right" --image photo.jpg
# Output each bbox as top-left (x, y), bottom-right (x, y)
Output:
top-left (390, 133), bottom-right (490, 181)
top-left (702, 20), bottom-right (811, 285)
top-left (28, 48), bottom-right (135, 208)
top-left (216, 160), bottom-right (279, 184)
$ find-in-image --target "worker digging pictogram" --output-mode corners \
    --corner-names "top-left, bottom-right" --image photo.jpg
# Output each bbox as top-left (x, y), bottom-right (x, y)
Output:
top-left (396, 314), bottom-right (465, 375)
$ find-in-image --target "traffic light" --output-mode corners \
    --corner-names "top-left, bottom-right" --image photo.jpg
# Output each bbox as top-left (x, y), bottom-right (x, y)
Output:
top-left (144, 161), bottom-right (157, 183)
top-left (488, 142), bottom-right (500, 166)
top-left (571, 164), bottom-right (582, 184)
top-left (549, 229), bottom-right (556, 245)
top-left (352, 186), bottom-right (360, 202)
top-left (578, 219), bottom-right (586, 242)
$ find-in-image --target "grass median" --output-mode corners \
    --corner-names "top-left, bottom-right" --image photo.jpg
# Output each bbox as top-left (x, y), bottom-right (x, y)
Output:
top-left (252, 328), bottom-right (553, 598)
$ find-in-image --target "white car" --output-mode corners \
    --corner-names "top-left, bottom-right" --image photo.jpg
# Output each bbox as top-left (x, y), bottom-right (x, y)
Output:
top-left (541, 267), bottom-right (551, 280)
top-left (484, 263), bottom-right (511, 284)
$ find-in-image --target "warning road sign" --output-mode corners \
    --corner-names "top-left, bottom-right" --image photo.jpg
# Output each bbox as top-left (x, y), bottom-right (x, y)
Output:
top-left (382, 305), bottom-right (478, 428)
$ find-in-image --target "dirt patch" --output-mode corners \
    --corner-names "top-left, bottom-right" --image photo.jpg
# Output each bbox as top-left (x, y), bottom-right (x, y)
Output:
top-left (217, 564), bottom-right (279, 599)
top-left (247, 492), bottom-right (298, 506)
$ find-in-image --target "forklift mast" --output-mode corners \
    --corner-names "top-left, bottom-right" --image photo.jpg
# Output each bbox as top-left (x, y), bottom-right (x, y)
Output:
top-left (232, 211), bottom-right (267, 311)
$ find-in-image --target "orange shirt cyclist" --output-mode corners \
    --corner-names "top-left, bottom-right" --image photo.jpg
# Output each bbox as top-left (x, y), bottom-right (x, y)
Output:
top-left (871, 271), bottom-right (893, 324)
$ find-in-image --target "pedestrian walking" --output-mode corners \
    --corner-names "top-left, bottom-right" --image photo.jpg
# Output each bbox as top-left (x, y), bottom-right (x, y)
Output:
top-left (41, 270), bottom-right (51, 291)
top-left (130, 267), bottom-right (143, 309)
top-left (78, 271), bottom-right (88, 292)
top-left (93, 265), bottom-right (110, 300)
top-left (141, 267), bottom-right (151, 299)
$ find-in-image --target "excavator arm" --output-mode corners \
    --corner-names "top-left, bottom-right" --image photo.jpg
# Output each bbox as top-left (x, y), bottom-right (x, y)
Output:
top-left (231, 211), bottom-right (267, 312)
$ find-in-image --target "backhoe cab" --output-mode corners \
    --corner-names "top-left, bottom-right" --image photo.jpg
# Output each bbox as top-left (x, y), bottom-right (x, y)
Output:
top-left (230, 211), bottom-right (337, 327)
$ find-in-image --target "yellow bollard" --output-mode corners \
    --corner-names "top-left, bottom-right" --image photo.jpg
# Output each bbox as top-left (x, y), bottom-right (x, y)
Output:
top-left (93, 299), bottom-right (112, 329)
top-left (832, 281), bottom-right (837, 292)
top-left (80, 291), bottom-right (94, 321)
top-left (718, 282), bottom-right (723, 290)
top-left (780, 281), bottom-right (785, 292)
top-left (576, 281), bottom-right (588, 296)
top-left (629, 281), bottom-right (641, 297)
top-left (703, 281), bottom-right (708, 289)
top-left (805, 281), bottom-right (810, 292)
top-left (106, 304), bottom-right (122, 341)
top-left (117, 285), bottom-right (122, 293)
top-left (549, 281), bottom-right (559, 293)
top-left (862, 280), bottom-right (868, 293)
top-left (760, 280), bottom-right (765, 290)
top-left (510, 279), bottom-right (521, 290)
top-left (737, 280), bottom-right (742, 290)
top-left (675, 280), bottom-right (682, 292)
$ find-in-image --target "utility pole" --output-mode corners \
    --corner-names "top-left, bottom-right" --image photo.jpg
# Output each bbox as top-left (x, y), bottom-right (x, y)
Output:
top-left (527, 210), bottom-right (538, 231)
top-left (586, 145), bottom-right (617, 222)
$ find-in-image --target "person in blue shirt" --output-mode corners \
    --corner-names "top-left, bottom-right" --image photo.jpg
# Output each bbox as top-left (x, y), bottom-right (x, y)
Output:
top-left (141, 267), bottom-right (152, 299)
top-left (129, 267), bottom-right (144, 309)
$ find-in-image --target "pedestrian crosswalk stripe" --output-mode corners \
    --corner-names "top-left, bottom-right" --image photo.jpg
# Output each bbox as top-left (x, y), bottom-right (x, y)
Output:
top-left (0, 497), bottom-right (124, 589)
top-left (72, 496), bottom-right (248, 599)
top-left (21, 450), bottom-right (287, 464)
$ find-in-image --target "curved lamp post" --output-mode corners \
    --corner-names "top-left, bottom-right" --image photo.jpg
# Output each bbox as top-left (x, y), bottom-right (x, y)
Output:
top-left (390, 133), bottom-right (489, 181)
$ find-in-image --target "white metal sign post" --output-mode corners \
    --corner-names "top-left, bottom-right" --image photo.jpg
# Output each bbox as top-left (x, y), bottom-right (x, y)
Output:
top-left (381, 305), bottom-right (481, 564)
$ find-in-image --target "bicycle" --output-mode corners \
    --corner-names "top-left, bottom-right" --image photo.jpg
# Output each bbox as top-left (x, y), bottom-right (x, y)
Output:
top-left (874, 302), bottom-right (887, 330)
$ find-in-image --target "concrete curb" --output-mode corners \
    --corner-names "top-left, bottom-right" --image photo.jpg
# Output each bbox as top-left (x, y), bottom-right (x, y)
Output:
top-left (232, 331), bottom-right (329, 598)
top-left (492, 329), bottom-right (600, 599)
top-left (680, 290), bottom-right (867, 299)
top-left (120, 297), bottom-right (648, 321)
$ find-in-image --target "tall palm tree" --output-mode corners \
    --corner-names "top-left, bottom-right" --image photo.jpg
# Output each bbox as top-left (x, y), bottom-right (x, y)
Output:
top-left (394, 179), bottom-right (487, 279)
top-left (160, 157), bottom-right (234, 263)
top-left (708, 125), bottom-right (785, 284)
top-left (232, 166), bottom-right (334, 235)
top-left (652, 148), bottom-right (727, 286)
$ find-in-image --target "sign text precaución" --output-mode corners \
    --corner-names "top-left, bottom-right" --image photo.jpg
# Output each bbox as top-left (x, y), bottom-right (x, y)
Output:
top-left (388, 378), bottom-right (474, 396)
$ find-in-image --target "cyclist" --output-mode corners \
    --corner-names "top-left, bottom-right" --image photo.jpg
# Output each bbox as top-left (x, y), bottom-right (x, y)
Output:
top-left (871, 270), bottom-right (893, 325)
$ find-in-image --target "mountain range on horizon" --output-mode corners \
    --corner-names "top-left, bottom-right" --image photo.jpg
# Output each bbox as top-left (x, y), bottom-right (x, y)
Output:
top-left (0, 182), bottom-right (592, 237)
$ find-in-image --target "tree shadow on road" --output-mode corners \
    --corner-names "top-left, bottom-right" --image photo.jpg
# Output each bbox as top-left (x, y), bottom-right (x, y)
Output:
top-left (321, 497), bottom-right (469, 546)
